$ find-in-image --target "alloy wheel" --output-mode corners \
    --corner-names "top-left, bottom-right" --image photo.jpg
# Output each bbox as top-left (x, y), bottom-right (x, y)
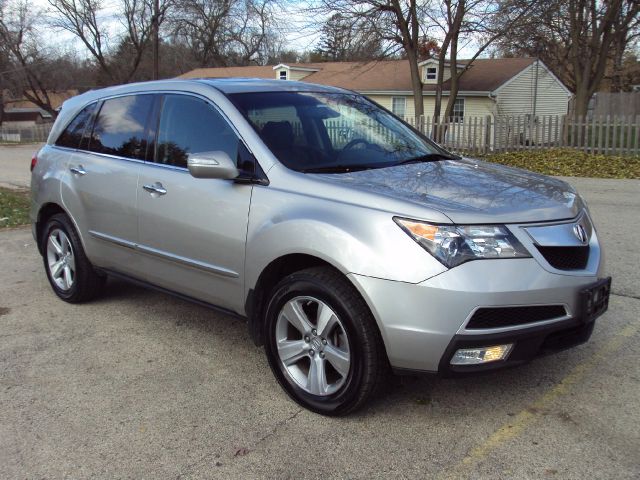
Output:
top-left (46, 228), bottom-right (75, 291)
top-left (275, 296), bottom-right (351, 396)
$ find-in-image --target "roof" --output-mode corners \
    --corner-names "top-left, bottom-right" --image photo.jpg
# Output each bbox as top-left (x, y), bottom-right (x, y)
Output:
top-left (4, 107), bottom-right (52, 117)
top-left (1, 110), bottom-right (47, 122)
top-left (2, 90), bottom-right (78, 110)
top-left (54, 78), bottom-right (347, 122)
top-left (195, 78), bottom-right (346, 94)
top-left (178, 58), bottom-right (539, 93)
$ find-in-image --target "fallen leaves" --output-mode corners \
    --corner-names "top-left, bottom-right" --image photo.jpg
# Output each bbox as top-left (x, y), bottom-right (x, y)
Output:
top-left (478, 148), bottom-right (640, 179)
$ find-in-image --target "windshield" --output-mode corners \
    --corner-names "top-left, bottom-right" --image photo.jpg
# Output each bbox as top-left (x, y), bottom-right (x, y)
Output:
top-left (229, 91), bottom-right (453, 173)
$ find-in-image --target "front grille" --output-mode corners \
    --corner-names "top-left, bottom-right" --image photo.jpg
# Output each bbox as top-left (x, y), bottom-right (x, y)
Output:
top-left (536, 245), bottom-right (590, 270)
top-left (466, 305), bottom-right (567, 329)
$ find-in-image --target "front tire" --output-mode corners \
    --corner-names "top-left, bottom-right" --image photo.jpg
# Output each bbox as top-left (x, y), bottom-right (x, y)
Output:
top-left (264, 267), bottom-right (387, 416)
top-left (41, 213), bottom-right (105, 303)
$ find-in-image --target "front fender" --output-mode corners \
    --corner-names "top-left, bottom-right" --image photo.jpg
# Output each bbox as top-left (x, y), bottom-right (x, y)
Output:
top-left (244, 185), bottom-right (447, 293)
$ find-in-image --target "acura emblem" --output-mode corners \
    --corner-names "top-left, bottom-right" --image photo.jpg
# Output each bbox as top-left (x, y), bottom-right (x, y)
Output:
top-left (573, 224), bottom-right (588, 244)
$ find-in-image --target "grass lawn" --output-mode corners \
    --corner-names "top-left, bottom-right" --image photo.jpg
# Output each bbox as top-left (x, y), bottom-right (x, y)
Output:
top-left (479, 148), bottom-right (640, 179)
top-left (0, 188), bottom-right (30, 229)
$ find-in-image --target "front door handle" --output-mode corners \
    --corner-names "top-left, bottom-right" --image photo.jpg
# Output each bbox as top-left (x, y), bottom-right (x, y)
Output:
top-left (142, 182), bottom-right (167, 196)
top-left (70, 165), bottom-right (87, 176)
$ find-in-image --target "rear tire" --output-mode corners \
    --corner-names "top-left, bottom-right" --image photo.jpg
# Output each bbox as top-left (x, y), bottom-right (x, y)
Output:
top-left (264, 266), bottom-right (387, 416)
top-left (41, 213), bottom-right (105, 303)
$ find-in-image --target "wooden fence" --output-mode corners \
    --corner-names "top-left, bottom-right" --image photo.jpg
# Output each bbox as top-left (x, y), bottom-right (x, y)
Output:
top-left (587, 92), bottom-right (640, 118)
top-left (401, 114), bottom-right (640, 156)
top-left (0, 123), bottom-right (52, 143)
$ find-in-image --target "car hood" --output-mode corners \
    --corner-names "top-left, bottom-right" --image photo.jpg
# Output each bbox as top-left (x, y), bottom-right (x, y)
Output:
top-left (314, 158), bottom-right (583, 224)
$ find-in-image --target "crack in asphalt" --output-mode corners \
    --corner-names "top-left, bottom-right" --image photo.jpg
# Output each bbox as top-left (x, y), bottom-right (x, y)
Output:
top-left (253, 408), bottom-right (304, 448)
top-left (611, 291), bottom-right (640, 301)
top-left (174, 408), bottom-right (304, 479)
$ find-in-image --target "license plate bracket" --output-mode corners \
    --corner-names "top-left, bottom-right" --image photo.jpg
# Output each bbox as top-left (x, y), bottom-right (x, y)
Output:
top-left (579, 277), bottom-right (611, 322)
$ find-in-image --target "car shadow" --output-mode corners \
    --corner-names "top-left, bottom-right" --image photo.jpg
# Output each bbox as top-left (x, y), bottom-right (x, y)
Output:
top-left (94, 276), bottom-right (583, 419)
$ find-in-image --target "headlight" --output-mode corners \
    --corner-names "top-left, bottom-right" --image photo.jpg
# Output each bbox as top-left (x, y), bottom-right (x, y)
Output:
top-left (394, 217), bottom-right (531, 268)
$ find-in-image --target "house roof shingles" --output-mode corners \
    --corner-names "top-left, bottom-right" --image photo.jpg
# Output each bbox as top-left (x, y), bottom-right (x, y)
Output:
top-left (178, 58), bottom-right (537, 93)
top-left (2, 90), bottom-right (78, 110)
top-left (2, 110), bottom-right (46, 122)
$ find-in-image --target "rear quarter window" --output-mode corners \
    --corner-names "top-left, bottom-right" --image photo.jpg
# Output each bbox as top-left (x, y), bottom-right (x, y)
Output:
top-left (55, 103), bottom-right (97, 149)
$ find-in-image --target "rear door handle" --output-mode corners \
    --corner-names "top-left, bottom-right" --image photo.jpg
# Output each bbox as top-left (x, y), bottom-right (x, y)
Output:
top-left (142, 182), bottom-right (167, 196)
top-left (70, 165), bottom-right (87, 176)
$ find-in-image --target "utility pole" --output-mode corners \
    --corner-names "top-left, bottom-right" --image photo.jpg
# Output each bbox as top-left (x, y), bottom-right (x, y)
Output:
top-left (532, 58), bottom-right (539, 118)
top-left (152, 0), bottom-right (159, 80)
top-left (529, 58), bottom-right (539, 144)
top-left (0, 88), bottom-right (4, 126)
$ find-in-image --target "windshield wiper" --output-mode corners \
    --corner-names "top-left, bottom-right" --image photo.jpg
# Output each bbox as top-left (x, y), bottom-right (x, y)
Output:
top-left (301, 153), bottom-right (458, 173)
top-left (301, 164), bottom-right (374, 174)
top-left (393, 153), bottom-right (458, 166)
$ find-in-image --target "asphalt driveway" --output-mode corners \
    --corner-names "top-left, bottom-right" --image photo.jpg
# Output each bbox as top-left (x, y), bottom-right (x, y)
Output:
top-left (1, 144), bottom-right (639, 478)
top-left (0, 143), bottom-right (36, 190)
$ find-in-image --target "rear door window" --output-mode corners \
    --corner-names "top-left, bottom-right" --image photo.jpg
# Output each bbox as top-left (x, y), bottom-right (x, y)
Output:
top-left (55, 103), bottom-right (97, 149)
top-left (87, 94), bottom-right (154, 160)
top-left (154, 94), bottom-right (239, 169)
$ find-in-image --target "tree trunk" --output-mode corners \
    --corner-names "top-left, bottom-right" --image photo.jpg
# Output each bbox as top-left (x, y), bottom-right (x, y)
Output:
top-left (406, 48), bottom-right (424, 119)
top-left (442, 33), bottom-right (461, 126)
top-left (573, 86), bottom-right (590, 118)
top-left (432, 54), bottom-right (447, 140)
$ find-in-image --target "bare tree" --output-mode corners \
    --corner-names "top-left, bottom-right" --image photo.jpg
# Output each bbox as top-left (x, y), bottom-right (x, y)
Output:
top-left (47, 0), bottom-right (171, 84)
top-left (170, 0), bottom-right (278, 67)
top-left (428, 0), bottom-right (536, 128)
top-left (494, 0), bottom-right (639, 116)
top-left (0, 0), bottom-right (60, 115)
top-left (314, 13), bottom-right (383, 62)
top-left (47, 0), bottom-right (111, 78)
top-left (231, 0), bottom-right (277, 65)
top-left (609, 0), bottom-right (640, 91)
top-left (567, 0), bottom-right (636, 116)
top-left (314, 0), bottom-right (429, 117)
top-left (0, 44), bottom-right (8, 123)
top-left (121, 0), bottom-right (172, 81)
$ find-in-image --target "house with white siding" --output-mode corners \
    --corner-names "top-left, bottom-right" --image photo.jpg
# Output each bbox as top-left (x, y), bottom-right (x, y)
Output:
top-left (179, 58), bottom-right (571, 122)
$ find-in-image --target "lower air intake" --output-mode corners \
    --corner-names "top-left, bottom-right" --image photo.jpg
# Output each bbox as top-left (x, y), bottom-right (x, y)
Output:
top-left (467, 305), bottom-right (567, 329)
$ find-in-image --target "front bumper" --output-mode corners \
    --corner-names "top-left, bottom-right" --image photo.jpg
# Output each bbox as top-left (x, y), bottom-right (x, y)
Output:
top-left (438, 311), bottom-right (597, 376)
top-left (348, 256), bottom-right (608, 374)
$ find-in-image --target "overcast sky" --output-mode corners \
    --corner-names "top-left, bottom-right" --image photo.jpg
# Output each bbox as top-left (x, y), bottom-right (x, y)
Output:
top-left (32, 0), bottom-right (480, 61)
top-left (32, 0), bottom-right (320, 57)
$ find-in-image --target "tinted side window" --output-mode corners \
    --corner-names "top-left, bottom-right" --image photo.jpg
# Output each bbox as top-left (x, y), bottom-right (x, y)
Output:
top-left (155, 95), bottom-right (239, 168)
top-left (88, 95), bottom-right (154, 160)
top-left (55, 103), bottom-right (97, 149)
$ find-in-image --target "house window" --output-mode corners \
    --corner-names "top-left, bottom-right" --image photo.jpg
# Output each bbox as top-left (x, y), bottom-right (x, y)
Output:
top-left (279, 70), bottom-right (287, 80)
top-left (391, 97), bottom-right (406, 117)
top-left (425, 67), bottom-right (437, 81)
top-left (452, 98), bottom-right (464, 121)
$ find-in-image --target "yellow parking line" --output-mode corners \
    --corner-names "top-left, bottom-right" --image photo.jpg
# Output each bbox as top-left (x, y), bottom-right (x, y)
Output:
top-left (439, 322), bottom-right (639, 480)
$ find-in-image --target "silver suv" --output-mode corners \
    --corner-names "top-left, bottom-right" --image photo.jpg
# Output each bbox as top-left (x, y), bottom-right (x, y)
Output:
top-left (31, 79), bottom-right (611, 415)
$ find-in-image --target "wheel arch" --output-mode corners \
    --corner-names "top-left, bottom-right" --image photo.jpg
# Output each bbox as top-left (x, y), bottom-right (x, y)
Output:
top-left (36, 203), bottom-right (68, 254)
top-left (244, 253), bottom-right (389, 366)
top-left (245, 253), bottom-right (333, 346)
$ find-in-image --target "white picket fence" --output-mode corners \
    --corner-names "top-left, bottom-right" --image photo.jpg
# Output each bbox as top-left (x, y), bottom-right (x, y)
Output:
top-left (404, 114), bottom-right (640, 155)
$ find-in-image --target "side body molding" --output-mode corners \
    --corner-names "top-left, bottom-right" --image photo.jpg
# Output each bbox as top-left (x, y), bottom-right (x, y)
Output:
top-left (89, 230), bottom-right (239, 278)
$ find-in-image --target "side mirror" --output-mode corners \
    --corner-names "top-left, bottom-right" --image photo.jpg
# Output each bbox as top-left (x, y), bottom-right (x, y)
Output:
top-left (187, 151), bottom-right (239, 179)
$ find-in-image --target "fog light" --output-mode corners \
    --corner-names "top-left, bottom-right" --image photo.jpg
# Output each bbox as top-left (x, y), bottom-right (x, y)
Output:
top-left (450, 344), bottom-right (513, 365)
